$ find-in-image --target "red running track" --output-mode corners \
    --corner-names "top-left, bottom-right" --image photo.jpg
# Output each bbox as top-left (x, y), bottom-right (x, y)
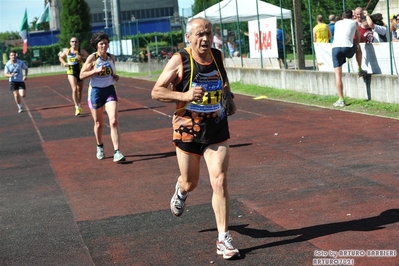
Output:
top-left (1, 74), bottom-right (398, 265)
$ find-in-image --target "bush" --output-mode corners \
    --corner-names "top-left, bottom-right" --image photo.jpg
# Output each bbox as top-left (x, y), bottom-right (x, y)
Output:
top-left (5, 44), bottom-right (61, 67)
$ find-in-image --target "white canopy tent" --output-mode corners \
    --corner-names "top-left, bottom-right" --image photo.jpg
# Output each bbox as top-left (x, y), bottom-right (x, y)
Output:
top-left (192, 0), bottom-right (292, 23)
top-left (191, 0), bottom-right (296, 68)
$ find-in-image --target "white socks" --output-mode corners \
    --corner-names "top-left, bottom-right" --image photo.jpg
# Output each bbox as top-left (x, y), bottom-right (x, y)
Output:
top-left (177, 188), bottom-right (187, 200)
top-left (218, 231), bottom-right (229, 242)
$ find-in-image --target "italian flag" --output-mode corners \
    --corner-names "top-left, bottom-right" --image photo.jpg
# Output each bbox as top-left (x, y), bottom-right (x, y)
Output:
top-left (19, 8), bottom-right (29, 55)
top-left (36, 2), bottom-right (50, 29)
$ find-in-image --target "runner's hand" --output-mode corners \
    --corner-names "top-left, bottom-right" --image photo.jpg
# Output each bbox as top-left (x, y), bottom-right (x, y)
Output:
top-left (187, 86), bottom-right (205, 102)
top-left (225, 97), bottom-right (236, 116)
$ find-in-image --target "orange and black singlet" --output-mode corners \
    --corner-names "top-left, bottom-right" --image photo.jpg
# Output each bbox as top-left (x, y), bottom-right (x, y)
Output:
top-left (172, 48), bottom-right (230, 145)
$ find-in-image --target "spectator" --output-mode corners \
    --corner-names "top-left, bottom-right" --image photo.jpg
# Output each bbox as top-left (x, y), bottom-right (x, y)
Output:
top-left (389, 15), bottom-right (399, 41)
top-left (331, 10), bottom-right (367, 107)
top-left (227, 32), bottom-right (239, 57)
top-left (313, 15), bottom-right (332, 43)
top-left (213, 26), bottom-right (223, 51)
top-left (365, 12), bottom-right (388, 42)
top-left (353, 7), bottom-right (363, 25)
top-left (359, 16), bottom-right (374, 43)
top-left (276, 26), bottom-right (291, 69)
top-left (328, 14), bottom-right (336, 43)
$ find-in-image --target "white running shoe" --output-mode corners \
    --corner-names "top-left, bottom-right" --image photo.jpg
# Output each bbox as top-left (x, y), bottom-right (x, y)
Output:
top-left (96, 146), bottom-right (105, 160)
top-left (333, 100), bottom-right (345, 107)
top-left (216, 232), bottom-right (240, 260)
top-left (170, 181), bottom-right (186, 217)
top-left (113, 150), bottom-right (126, 162)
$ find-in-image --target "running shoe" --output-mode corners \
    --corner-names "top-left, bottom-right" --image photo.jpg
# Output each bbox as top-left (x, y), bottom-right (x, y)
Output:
top-left (358, 69), bottom-right (367, 78)
top-left (18, 107), bottom-right (23, 113)
top-left (333, 100), bottom-right (345, 107)
top-left (170, 181), bottom-right (186, 217)
top-left (75, 107), bottom-right (82, 116)
top-left (113, 150), bottom-right (126, 162)
top-left (96, 146), bottom-right (105, 160)
top-left (216, 232), bottom-right (240, 259)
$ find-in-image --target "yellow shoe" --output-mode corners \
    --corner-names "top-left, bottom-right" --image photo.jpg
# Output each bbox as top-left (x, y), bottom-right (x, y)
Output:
top-left (78, 106), bottom-right (83, 115)
top-left (75, 107), bottom-right (80, 116)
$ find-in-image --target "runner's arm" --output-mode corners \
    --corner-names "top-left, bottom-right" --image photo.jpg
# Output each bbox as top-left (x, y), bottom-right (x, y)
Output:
top-left (59, 49), bottom-right (68, 67)
top-left (79, 54), bottom-right (104, 80)
top-left (151, 54), bottom-right (200, 103)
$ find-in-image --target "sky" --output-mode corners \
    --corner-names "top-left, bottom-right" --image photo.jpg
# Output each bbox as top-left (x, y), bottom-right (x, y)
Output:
top-left (0, 0), bottom-right (194, 33)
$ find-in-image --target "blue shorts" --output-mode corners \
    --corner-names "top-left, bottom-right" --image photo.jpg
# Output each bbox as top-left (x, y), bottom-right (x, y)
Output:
top-left (88, 85), bottom-right (118, 109)
top-left (278, 49), bottom-right (285, 60)
top-left (332, 45), bottom-right (358, 68)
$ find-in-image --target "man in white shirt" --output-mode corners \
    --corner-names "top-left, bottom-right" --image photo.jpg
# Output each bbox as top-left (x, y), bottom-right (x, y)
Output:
top-left (4, 51), bottom-right (28, 113)
top-left (331, 10), bottom-right (367, 107)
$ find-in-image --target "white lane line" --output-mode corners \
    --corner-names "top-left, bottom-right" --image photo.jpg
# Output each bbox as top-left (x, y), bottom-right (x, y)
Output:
top-left (22, 98), bottom-right (45, 143)
top-left (43, 85), bottom-right (73, 103)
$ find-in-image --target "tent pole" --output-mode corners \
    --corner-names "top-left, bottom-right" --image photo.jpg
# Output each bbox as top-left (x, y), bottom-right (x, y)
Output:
top-left (279, 0), bottom-right (287, 69)
top-left (233, 0), bottom-right (243, 66)
top-left (290, 19), bottom-right (297, 69)
top-left (308, 0), bottom-right (315, 70)
top-left (217, 0), bottom-right (227, 60)
top-left (386, 0), bottom-right (393, 74)
top-left (255, 0), bottom-right (263, 68)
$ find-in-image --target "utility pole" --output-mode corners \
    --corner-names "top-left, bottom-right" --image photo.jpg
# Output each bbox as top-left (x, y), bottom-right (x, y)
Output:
top-left (110, 0), bottom-right (123, 58)
top-left (50, 0), bottom-right (61, 30)
top-left (103, 0), bottom-right (109, 29)
top-left (293, 0), bottom-right (305, 69)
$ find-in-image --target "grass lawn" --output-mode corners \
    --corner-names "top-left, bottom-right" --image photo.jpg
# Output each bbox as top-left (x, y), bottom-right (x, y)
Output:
top-left (228, 82), bottom-right (399, 119)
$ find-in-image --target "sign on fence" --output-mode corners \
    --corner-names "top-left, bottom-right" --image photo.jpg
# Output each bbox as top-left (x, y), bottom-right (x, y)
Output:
top-left (108, 40), bottom-right (133, 56)
top-left (248, 17), bottom-right (277, 58)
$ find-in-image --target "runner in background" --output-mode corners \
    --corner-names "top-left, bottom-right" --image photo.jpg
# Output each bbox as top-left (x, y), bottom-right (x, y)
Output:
top-left (59, 37), bottom-right (89, 116)
top-left (4, 51), bottom-right (29, 113)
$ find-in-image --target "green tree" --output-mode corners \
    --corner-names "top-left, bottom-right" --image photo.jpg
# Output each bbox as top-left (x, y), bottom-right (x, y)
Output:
top-left (58, 0), bottom-right (92, 52)
top-left (192, 0), bottom-right (218, 14)
top-left (0, 32), bottom-right (20, 42)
